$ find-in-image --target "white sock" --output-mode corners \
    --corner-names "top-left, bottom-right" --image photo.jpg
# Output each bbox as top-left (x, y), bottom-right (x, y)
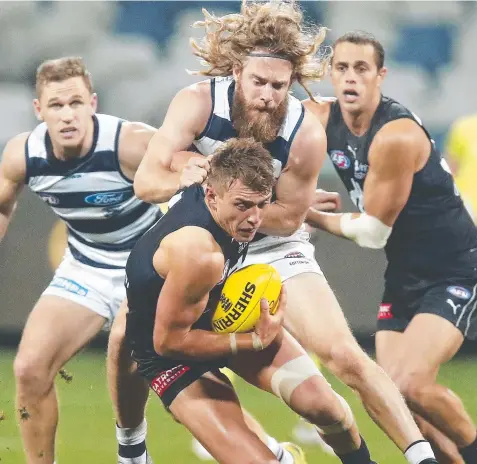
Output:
top-left (116, 420), bottom-right (149, 464)
top-left (266, 436), bottom-right (294, 464)
top-left (405, 440), bottom-right (435, 464)
top-left (116, 419), bottom-right (147, 445)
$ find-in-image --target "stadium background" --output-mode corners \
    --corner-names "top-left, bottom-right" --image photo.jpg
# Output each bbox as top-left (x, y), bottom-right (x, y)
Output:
top-left (0, 1), bottom-right (476, 463)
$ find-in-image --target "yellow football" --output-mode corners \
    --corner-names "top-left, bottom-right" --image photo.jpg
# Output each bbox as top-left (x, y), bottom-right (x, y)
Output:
top-left (212, 264), bottom-right (281, 334)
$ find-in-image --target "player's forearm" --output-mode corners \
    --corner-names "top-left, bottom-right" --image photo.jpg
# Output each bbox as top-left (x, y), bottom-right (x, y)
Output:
top-left (306, 209), bottom-right (391, 249)
top-left (258, 203), bottom-right (305, 237)
top-left (134, 168), bottom-right (181, 204)
top-left (154, 328), bottom-right (256, 361)
top-left (305, 209), bottom-right (348, 237)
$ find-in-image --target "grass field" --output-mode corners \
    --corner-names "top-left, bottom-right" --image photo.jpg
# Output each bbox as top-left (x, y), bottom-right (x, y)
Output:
top-left (0, 348), bottom-right (475, 463)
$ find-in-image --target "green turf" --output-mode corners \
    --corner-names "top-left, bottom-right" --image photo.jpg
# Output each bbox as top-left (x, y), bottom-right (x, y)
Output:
top-left (0, 348), bottom-right (475, 463)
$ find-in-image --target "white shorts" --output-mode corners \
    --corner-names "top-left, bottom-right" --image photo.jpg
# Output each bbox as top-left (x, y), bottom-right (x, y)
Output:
top-left (43, 249), bottom-right (126, 330)
top-left (242, 229), bottom-right (323, 282)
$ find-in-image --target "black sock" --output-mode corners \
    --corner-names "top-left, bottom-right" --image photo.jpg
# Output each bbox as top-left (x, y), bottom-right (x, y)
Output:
top-left (459, 434), bottom-right (477, 464)
top-left (337, 436), bottom-right (372, 464)
top-left (118, 441), bottom-right (147, 459)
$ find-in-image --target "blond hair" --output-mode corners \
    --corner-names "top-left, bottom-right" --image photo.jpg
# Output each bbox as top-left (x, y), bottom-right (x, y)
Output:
top-left (36, 57), bottom-right (93, 98)
top-left (190, 0), bottom-right (330, 100)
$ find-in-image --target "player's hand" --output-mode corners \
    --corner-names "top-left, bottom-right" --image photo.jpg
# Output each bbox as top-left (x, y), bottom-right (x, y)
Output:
top-left (179, 156), bottom-right (211, 188)
top-left (253, 286), bottom-right (286, 349)
top-left (310, 189), bottom-right (341, 212)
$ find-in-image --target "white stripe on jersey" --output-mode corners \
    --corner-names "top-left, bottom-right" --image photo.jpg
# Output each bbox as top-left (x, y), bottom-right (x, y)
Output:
top-left (29, 172), bottom-right (128, 193)
top-left (68, 206), bottom-right (160, 244)
top-left (26, 113), bottom-right (160, 268)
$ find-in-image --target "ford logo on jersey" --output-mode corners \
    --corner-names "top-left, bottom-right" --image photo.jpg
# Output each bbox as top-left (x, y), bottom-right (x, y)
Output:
top-left (330, 150), bottom-right (350, 170)
top-left (85, 192), bottom-right (126, 206)
top-left (447, 286), bottom-right (472, 300)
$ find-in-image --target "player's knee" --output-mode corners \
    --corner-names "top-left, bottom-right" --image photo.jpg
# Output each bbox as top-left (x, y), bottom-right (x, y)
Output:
top-left (108, 317), bottom-right (127, 353)
top-left (296, 380), bottom-right (355, 432)
top-left (13, 353), bottom-right (52, 395)
top-left (325, 339), bottom-right (371, 387)
top-left (270, 355), bottom-right (353, 428)
top-left (391, 371), bottom-right (429, 403)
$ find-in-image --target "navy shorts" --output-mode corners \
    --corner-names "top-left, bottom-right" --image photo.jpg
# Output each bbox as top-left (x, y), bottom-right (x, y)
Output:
top-left (378, 249), bottom-right (477, 340)
top-left (132, 348), bottom-right (228, 408)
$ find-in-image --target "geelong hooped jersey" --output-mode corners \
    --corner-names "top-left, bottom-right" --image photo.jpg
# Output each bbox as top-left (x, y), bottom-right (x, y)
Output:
top-left (25, 114), bottom-right (162, 269)
top-left (125, 184), bottom-right (248, 353)
top-left (326, 95), bottom-right (477, 276)
top-left (193, 77), bottom-right (306, 243)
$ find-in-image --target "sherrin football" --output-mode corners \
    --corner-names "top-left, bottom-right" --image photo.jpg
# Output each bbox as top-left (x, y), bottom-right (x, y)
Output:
top-left (212, 264), bottom-right (281, 334)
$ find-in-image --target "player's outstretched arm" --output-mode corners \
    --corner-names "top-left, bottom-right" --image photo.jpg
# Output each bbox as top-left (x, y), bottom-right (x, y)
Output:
top-left (152, 227), bottom-right (282, 360)
top-left (306, 118), bottom-right (426, 249)
top-left (134, 83), bottom-right (212, 204)
top-left (0, 133), bottom-right (28, 241)
top-left (258, 111), bottom-right (326, 237)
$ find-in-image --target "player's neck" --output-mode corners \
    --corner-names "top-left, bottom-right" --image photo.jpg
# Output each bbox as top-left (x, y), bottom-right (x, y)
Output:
top-left (51, 118), bottom-right (95, 161)
top-left (342, 92), bottom-right (381, 137)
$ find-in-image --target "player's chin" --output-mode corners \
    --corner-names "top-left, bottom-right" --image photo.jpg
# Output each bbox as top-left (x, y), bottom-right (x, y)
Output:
top-left (235, 228), bottom-right (257, 242)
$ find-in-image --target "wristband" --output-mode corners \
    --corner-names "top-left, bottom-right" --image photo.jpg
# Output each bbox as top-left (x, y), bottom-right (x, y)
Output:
top-left (251, 332), bottom-right (264, 351)
top-left (229, 333), bottom-right (238, 355)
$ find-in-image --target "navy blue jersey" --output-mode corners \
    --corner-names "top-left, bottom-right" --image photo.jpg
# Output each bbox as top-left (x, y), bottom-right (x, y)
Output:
top-left (125, 184), bottom-right (248, 353)
top-left (326, 96), bottom-right (477, 278)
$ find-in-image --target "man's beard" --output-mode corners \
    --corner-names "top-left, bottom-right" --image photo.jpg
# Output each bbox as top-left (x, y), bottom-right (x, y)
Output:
top-left (232, 83), bottom-right (288, 144)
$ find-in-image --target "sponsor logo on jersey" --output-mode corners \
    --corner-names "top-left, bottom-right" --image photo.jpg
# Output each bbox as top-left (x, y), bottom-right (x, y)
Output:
top-left (289, 260), bottom-right (309, 266)
top-left (378, 303), bottom-right (393, 320)
top-left (39, 193), bottom-right (60, 205)
top-left (151, 365), bottom-right (191, 398)
top-left (354, 160), bottom-right (369, 180)
top-left (84, 191), bottom-right (126, 206)
top-left (446, 286), bottom-right (471, 300)
top-left (285, 251), bottom-right (305, 259)
top-left (330, 150), bottom-right (350, 170)
top-left (50, 277), bottom-right (88, 296)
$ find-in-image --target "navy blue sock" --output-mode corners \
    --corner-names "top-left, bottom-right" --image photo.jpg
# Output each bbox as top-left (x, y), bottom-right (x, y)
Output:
top-left (459, 434), bottom-right (477, 464)
top-left (337, 436), bottom-right (372, 464)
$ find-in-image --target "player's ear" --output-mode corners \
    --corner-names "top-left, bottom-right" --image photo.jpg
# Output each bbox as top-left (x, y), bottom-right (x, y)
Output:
top-left (377, 66), bottom-right (387, 87)
top-left (90, 93), bottom-right (98, 114)
top-left (232, 63), bottom-right (242, 81)
top-left (205, 184), bottom-right (218, 210)
top-left (33, 99), bottom-right (43, 121)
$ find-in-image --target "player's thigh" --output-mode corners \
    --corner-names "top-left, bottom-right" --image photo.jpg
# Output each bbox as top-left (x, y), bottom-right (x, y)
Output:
top-left (170, 371), bottom-right (277, 464)
top-left (15, 295), bottom-right (106, 379)
top-left (376, 313), bottom-right (463, 382)
top-left (15, 255), bottom-right (114, 375)
top-left (283, 271), bottom-right (360, 362)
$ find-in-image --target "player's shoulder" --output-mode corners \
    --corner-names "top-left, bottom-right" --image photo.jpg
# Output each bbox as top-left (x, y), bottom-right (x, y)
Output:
top-left (163, 226), bottom-right (224, 271)
top-left (2, 131), bottom-right (30, 159)
top-left (0, 131), bottom-right (30, 180)
top-left (302, 96), bottom-right (335, 127)
top-left (178, 79), bottom-right (213, 102)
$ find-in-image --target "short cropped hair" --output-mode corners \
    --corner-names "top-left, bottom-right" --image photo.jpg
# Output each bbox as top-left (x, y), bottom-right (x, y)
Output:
top-left (333, 31), bottom-right (385, 69)
top-left (208, 138), bottom-right (275, 196)
top-left (35, 57), bottom-right (93, 97)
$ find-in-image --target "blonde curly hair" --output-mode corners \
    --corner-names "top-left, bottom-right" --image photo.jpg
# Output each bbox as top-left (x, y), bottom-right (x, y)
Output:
top-left (190, 0), bottom-right (330, 100)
